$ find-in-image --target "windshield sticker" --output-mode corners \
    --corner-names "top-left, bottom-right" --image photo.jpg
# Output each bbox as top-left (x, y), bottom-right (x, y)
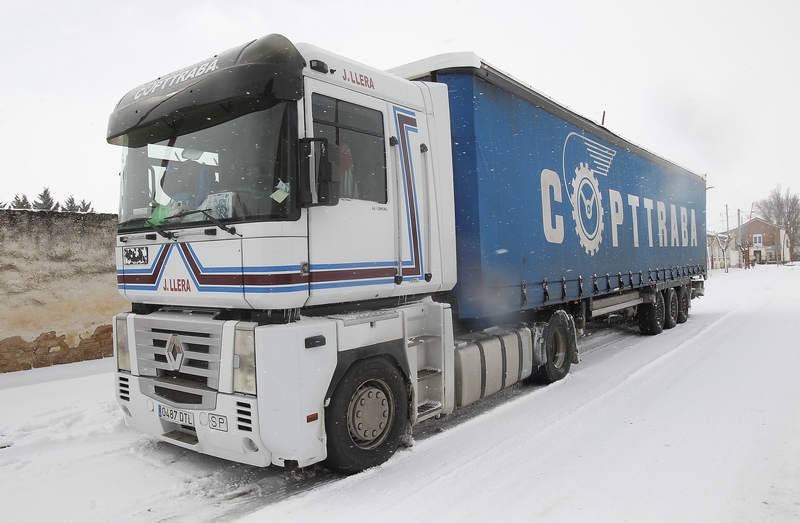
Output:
top-left (147, 144), bottom-right (219, 167)
top-left (270, 180), bottom-right (290, 203)
top-left (202, 192), bottom-right (234, 219)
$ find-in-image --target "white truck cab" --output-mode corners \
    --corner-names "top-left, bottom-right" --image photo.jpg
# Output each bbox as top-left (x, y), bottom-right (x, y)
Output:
top-left (110, 34), bottom-right (463, 472)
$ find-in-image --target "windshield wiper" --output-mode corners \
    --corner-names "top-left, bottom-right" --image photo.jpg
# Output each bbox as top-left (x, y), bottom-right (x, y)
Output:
top-left (145, 220), bottom-right (177, 240)
top-left (161, 208), bottom-right (242, 237)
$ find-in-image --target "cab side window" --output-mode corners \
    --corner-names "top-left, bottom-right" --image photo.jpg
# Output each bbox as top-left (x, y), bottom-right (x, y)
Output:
top-left (312, 94), bottom-right (387, 204)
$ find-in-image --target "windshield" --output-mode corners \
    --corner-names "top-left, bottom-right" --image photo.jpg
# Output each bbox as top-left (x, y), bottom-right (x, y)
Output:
top-left (118, 102), bottom-right (297, 231)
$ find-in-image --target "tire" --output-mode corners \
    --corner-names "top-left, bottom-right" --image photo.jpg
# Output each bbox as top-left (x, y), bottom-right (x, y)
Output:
top-left (536, 313), bottom-right (573, 383)
top-left (324, 358), bottom-right (408, 474)
top-left (676, 286), bottom-right (690, 324)
top-left (663, 288), bottom-right (678, 330)
top-left (638, 290), bottom-right (665, 335)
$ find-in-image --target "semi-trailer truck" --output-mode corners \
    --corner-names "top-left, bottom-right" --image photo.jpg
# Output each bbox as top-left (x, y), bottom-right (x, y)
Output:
top-left (108, 34), bottom-right (706, 474)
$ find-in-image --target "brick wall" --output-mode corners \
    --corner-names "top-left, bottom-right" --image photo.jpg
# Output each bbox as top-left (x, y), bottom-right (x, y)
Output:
top-left (0, 325), bottom-right (112, 373)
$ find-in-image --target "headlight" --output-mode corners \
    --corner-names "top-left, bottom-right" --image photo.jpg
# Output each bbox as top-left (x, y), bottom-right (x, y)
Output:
top-left (115, 315), bottom-right (131, 372)
top-left (233, 322), bottom-right (257, 395)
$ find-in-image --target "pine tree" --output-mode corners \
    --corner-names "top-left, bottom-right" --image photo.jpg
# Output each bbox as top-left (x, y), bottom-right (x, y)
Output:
top-left (62, 195), bottom-right (80, 212)
top-left (78, 199), bottom-right (94, 213)
top-left (0, 201), bottom-right (6, 209)
top-left (33, 187), bottom-right (59, 211)
top-left (10, 194), bottom-right (32, 209)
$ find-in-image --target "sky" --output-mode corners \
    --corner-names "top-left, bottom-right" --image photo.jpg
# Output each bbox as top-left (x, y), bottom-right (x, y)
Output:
top-left (2, 0), bottom-right (798, 231)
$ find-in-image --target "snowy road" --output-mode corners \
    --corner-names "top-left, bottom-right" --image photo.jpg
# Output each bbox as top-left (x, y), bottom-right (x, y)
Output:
top-left (2, 267), bottom-right (799, 522)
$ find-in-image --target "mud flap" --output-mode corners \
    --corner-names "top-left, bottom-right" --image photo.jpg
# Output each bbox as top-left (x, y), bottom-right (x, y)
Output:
top-left (691, 279), bottom-right (705, 298)
top-left (551, 309), bottom-right (580, 364)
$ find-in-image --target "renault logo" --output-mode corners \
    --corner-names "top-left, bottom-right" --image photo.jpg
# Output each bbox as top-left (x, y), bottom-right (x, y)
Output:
top-left (164, 333), bottom-right (185, 371)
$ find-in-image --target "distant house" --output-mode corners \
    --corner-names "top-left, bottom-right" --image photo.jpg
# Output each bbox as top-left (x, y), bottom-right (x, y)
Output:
top-left (727, 217), bottom-right (791, 264)
top-left (707, 233), bottom-right (740, 269)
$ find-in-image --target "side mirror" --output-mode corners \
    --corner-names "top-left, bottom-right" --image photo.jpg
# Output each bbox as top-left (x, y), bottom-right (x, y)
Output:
top-left (299, 137), bottom-right (339, 207)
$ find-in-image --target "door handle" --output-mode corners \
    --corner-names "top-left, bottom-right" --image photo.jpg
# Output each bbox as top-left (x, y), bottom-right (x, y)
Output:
top-left (305, 335), bottom-right (326, 349)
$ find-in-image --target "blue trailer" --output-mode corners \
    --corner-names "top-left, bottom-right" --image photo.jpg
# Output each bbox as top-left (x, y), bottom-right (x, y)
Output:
top-left (399, 64), bottom-right (707, 322)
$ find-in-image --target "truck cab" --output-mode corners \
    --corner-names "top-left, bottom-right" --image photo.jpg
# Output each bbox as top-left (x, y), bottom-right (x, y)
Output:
top-left (109, 34), bottom-right (457, 471)
top-left (112, 35), bottom-right (456, 311)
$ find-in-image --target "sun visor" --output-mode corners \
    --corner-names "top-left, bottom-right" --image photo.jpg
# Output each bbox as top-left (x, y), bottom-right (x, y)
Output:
top-left (107, 34), bottom-right (305, 147)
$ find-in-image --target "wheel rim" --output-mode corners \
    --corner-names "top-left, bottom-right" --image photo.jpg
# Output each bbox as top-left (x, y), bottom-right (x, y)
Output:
top-left (551, 330), bottom-right (567, 369)
top-left (670, 294), bottom-right (678, 320)
top-left (346, 379), bottom-right (394, 450)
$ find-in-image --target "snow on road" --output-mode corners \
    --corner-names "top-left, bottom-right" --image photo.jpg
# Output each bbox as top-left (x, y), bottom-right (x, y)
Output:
top-left (2, 266), bottom-right (800, 522)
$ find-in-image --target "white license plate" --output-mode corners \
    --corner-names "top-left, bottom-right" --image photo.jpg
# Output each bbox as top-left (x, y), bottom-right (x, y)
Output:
top-left (158, 404), bottom-right (195, 426)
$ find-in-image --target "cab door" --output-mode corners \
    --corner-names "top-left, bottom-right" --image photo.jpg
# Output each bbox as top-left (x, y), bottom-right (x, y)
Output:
top-left (304, 78), bottom-right (398, 305)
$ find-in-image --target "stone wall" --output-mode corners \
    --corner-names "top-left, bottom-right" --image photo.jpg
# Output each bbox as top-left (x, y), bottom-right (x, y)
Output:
top-left (0, 209), bottom-right (127, 372)
top-left (0, 209), bottom-right (117, 281)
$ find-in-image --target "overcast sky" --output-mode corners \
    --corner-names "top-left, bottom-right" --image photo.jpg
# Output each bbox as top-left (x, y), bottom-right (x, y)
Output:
top-left (2, 0), bottom-right (797, 230)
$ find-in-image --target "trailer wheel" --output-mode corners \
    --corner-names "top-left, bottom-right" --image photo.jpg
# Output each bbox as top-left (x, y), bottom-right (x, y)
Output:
top-left (663, 288), bottom-right (678, 330)
top-left (324, 358), bottom-right (408, 474)
top-left (638, 290), bottom-right (665, 335)
top-left (676, 286), bottom-right (690, 324)
top-left (536, 313), bottom-right (573, 383)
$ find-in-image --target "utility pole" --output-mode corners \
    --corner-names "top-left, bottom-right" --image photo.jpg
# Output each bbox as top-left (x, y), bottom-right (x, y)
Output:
top-left (725, 204), bottom-right (730, 273)
top-left (737, 208), bottom-right (742, 268)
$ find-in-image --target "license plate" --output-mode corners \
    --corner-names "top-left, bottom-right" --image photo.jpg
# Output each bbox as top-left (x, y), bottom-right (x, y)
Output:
top-left (158, 404), bottom-right (195, 426)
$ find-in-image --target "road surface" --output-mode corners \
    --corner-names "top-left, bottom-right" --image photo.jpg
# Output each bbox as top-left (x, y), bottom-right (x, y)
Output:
top-left (2, 266), bottom-right (799, 522)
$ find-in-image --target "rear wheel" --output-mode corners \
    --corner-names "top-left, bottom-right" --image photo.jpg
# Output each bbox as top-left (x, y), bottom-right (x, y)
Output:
top-left (324, 358), bottom-right (408, 474)
top-left (535, 312), bottom-right (573, 383)
top-left (638, 290), bottom-right (665, 335)
top-left (676, 286), bottom-right (690, 324)
top-left (663, 288), bottom-right (678, 329)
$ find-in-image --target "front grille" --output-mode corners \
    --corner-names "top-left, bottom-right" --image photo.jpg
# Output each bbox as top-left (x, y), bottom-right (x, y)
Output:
top-left (118, 375), bottom-right (130, 402)
top-left (236, 401), bottom-right (253, 432)
top-left (154, 385), bottom-right (203, 405)
top-left (134, 314), bottom-right (224, 390)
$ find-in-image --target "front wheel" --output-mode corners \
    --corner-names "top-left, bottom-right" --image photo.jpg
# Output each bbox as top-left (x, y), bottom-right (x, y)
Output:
top-left (324, 358), bottom-right (408, 474)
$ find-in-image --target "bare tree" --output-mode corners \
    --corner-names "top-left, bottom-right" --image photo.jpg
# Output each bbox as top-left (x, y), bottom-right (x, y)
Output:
top-left (755, 185), bottom-right (800, 253)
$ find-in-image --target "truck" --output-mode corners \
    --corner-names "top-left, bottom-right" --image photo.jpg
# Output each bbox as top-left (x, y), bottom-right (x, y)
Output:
top-left (108, 34), bottom-right (707, 474)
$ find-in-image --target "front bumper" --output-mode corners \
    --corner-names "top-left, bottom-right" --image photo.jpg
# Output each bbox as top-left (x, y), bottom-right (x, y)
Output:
top-left (116, 373), bottom-right (271, 467)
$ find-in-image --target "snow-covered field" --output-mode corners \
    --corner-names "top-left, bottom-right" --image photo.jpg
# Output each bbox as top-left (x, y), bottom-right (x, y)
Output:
top-left (2, 266), bottom-right (799, 522)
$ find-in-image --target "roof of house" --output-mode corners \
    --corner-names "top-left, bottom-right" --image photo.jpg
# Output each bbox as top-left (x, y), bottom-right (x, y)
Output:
top-left (726, 216), bottom-right (782, 236)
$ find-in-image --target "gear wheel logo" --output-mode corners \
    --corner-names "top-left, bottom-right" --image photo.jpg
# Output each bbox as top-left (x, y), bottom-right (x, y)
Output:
top-left (569, 162), bottom-right (604, 256)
